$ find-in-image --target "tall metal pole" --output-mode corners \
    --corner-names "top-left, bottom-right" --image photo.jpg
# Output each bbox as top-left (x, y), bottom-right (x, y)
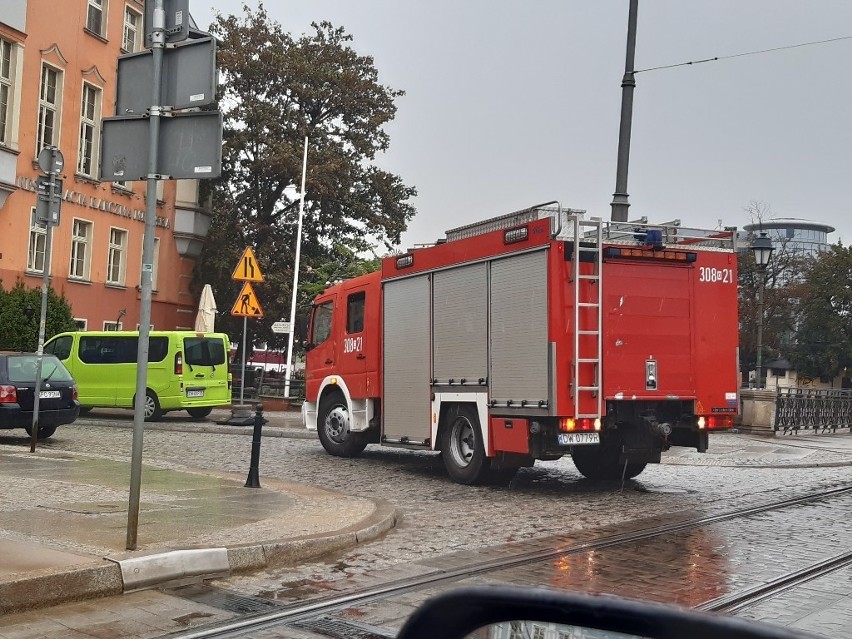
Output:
top-left (756, 276), bottom-right (765, 389)
top-left (284, 136), bottom-right (308, 399)
top-left (29, 168), bottom-right (57, 453)
top-left (240, 315), bottom-right (247, 404)
top-left (127, 0), bottom-right (165, 551)
top-left (611, 0), bottom-right (639, 223)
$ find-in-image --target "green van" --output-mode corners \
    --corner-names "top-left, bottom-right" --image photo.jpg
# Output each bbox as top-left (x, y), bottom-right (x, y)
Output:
top-left (44, 331), bottom-right (232, 421)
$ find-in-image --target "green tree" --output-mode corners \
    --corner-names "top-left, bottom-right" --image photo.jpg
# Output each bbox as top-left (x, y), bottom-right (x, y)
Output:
top-left (0, 281), bottom-right (77, 351)
top-left (198, 5), bottom-right (415, 357)
top-left (737, 203), bottom-right (810, 384)
top-left (790, 244), bottom-right (852, 381)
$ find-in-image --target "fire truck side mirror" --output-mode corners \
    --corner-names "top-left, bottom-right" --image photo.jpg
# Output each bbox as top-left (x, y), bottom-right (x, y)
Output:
top-left (305, 342), bottom-right (316, 352)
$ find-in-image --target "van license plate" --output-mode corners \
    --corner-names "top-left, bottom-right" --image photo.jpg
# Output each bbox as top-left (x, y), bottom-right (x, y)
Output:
top-left (558, 432), bottom-right (599, 445)
top-left (39, 390), bottom-right (61, 399)
top-left (186, 389), bottom-right (204, 398)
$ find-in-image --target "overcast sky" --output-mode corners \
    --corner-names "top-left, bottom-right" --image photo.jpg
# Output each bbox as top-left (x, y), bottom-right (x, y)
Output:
top-left (191, 1), bottom-right (852, 249)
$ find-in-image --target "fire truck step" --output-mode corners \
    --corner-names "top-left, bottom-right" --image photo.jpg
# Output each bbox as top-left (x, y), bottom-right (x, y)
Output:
top-left (577, 302), bottom-right (599, 308)
top-left (577, 274), bottom-right (600, 280)
top-left (577, 358), bottom-right (599, 363)
top-left (577, 386), bottom-right (600, 391)
top-left (577, 330), bottom-right (599, 335)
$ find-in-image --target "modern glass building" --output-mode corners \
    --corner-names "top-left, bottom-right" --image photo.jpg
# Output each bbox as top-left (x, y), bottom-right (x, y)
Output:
top-left (743, 219), bottom-right (835, 256)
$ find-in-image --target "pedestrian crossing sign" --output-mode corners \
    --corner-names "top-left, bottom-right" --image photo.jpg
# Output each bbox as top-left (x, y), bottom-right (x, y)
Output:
top-left (231, 247), bottom-right (264, 282)
top-left (231, 281), bottom-right (264, 318)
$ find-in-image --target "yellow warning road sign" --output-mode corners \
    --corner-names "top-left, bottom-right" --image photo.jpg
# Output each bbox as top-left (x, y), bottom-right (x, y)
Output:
top-left (231, 282), bottom-right (264, 318)
top-left (231, 247), bottom-right (264, 282)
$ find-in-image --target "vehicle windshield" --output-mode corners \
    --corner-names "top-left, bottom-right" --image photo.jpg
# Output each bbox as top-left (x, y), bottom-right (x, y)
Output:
top-left (6, 355), bottom-right (73, 383)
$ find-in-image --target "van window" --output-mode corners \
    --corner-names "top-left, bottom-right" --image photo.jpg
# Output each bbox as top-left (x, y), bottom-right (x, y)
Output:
top-left (312, 301), bottom-right (333, 345)
top-left (79, 336), bottom-right (169, 364)
top-left (347, 292), bottom-right (365, 334)
top-left (184, 337), bottom-right (226, 366)
top-left (45, 335), bottom-right (73, 360)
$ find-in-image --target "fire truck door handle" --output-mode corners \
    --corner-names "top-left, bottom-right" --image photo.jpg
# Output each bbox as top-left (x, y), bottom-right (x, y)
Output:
top-left (356, 354), bottom-right (366, 360)
top-left (325, 358), bottom-right (333, 365)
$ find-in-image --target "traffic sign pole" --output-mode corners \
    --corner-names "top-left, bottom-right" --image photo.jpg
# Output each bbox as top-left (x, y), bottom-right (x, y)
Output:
top-left (127, 0), bottom-right (167, 553)
top-left (29, 146), bottom-right (64, 454)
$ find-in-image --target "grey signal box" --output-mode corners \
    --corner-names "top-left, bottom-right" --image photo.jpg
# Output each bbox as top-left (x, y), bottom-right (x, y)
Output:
top-left (144, 0), bottom-right (190, 45)
top-left (116, 37), bottom-right (217, 114)
top-left (100, 110), bottom-right (223, 181)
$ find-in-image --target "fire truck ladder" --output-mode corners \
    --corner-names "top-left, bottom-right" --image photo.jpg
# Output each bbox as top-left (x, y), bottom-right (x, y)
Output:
top-left (572, 216), bottom-right (603, 420)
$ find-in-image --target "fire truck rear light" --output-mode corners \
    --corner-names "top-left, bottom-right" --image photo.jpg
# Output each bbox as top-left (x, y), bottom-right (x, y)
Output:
top-left (697, 416), bottom-right (706, 429)
top-left (559, 418), bottom-right (575, 432)
top-left (504, 226), bottom-right (528, 244)
top-left (706, 415), bottom-right (734, 430)
top-left (594, 418), bottom-right (601, 431)
top-left (396, 255), bottom-right (414, 269)
top-left (0, 385), bottom-right (16, 403)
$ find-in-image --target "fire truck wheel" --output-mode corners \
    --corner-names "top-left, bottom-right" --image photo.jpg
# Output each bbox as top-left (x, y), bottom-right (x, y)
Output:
top-left (317, 392), bottom-right (368, 457)
top-left (441, 404), bottom-right (490, 485)
top-left (571, 446), bottom-right (646, 481)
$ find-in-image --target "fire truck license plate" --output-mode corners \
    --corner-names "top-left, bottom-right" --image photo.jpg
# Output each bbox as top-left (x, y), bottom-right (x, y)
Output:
top-left (558, 433), bottom-right (600, 445)
top-left (186, 389), bottom-right (204, 398)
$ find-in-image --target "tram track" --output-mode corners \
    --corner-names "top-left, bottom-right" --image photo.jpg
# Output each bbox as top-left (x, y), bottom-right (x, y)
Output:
top-left (164, 483), bottom-right (852, 639)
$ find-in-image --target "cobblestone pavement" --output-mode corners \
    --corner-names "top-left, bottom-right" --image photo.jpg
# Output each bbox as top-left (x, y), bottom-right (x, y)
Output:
top-left (0, 423), bottom-right (850, 638)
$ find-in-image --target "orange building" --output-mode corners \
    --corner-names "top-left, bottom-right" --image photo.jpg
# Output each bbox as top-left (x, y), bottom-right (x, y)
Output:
top-left (0, 0), bottom-right (212, 331)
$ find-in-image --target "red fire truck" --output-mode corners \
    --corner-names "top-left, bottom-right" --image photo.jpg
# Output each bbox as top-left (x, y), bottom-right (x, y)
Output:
top-left (303, 205), bottom-right (740, 484)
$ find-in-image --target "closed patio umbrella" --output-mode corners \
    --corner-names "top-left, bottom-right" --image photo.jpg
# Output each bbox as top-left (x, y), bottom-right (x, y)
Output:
top-left (194, 284), bottom-right (217, 333)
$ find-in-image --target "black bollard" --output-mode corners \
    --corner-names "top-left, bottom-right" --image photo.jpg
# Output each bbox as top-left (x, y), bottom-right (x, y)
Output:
top-left (244, 403), bottom-right (264, 488)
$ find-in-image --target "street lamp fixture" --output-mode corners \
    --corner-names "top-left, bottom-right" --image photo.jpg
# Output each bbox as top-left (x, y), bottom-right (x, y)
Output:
top-left (751, 232), bottom-right (775, 389)
top-left (116, 308), bottom-right (127, 328)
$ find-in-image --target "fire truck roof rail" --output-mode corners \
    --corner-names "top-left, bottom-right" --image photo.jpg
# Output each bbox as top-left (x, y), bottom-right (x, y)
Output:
top-left (445, 202), bottom-right (587, 242)
top-left (444, 204), bottom-right (736, 251)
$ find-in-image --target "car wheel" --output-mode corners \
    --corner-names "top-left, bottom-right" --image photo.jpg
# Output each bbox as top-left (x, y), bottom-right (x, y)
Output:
top-left (25, 424), bottom-right (58, 439)
top-left (441, 404), bottom-right (489, 485)
top-left (317, 391), bottom-right (367, 457)
top-left (134, 390), bottom-right (163, 422)
top-left (186, 407), bottom-right (213, 419)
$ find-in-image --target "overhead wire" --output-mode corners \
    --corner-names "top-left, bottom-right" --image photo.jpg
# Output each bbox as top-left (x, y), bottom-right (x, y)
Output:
top-left (634, 35), bottom-right (852, 73)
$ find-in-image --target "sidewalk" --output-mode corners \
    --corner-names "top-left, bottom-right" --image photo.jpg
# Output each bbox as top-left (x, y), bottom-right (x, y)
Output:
top-left (0, 410), bottom-right (849, 615)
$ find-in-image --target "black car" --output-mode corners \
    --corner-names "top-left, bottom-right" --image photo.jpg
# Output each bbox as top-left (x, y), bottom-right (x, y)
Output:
top-left (0, 352), bottom-right (80, 439)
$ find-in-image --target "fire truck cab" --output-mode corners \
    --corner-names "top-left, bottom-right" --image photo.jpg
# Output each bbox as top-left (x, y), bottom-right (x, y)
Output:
top-left (303, 205), bottom-right (740, 484)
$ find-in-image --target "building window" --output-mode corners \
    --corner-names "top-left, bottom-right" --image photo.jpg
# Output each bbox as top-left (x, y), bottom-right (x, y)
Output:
top-left (37, 64), bottom-right (61, 152)
top-left (77, 83), bottom-right (101, 177)
top-left (27, 208), bottom-right (47, 273)
top-left (107, 227), bottom-right (128, 285)
top-left (86, 0), bottom-right (106, 37)
top-left (0, 38), bottom-right (16, 146)
top-left (123, 6), bottom-right (142, 52)
top-left (103, 321), bottom-right (122, 331)
top-left (69, 219), bottom-right (93, 280)
top-left (74, 318), bottom-right (88, 331)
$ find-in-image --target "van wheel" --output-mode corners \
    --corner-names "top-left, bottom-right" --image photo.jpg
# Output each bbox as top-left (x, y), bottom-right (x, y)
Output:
top-left (441, 404), bottom-right (489, 485)
top-left (25, 424), bottom-right (57, 439)
top-left (135, 390), bottom-right (163, 422)
top-left (187, 407), bottom-right (213, 419)
top-left (317, 392), bottom-right (367, 457)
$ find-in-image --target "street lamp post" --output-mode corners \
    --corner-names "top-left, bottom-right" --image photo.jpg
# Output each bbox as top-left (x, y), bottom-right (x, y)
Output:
top-left (751, 232), bottom-right (775, 389)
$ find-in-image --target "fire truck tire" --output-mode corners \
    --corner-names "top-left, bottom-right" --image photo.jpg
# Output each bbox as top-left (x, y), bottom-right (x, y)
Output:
top-left (441, 404), bottom-right (490, 485)
top-left (317, 392), bottom-right (368, 458)
top-left (571, 446), bottom-right (646, 481)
